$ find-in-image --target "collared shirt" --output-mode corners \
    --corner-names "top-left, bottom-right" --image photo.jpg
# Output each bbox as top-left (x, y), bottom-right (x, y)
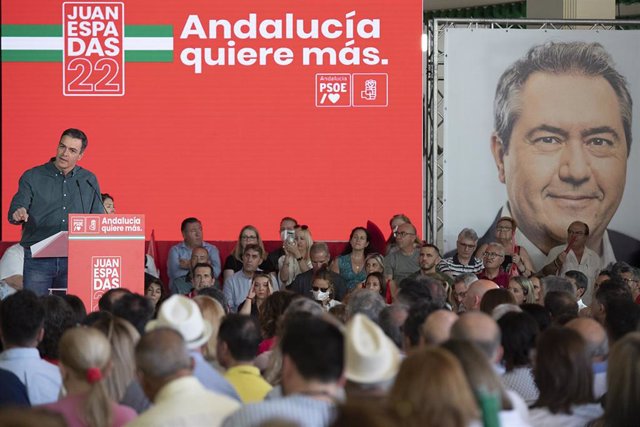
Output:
top-left (8, 160), bottom-right (103, 247)
top-left (126, 376), bottom-right (240, 427)
top-left (0, 243), bottom-right (24, 280)
top-left (190, 351), bottom-right (240, 402)
top-left (0, 347), bottom-right (62, 405)
top-left (224, 365), bottom-right (272, 403)
top-left (545, 245), bottom-right (602, 304)
top-left (437, 254), bottom-right (484, 278)
top-left (167, 241), bottom-right (222, 282)
top-left (222, 394), bottom-right (336, 427)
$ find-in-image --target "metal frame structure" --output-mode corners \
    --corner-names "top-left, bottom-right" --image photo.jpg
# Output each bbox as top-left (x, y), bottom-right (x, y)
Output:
top-left (424, 18), bottom-right (639, 247)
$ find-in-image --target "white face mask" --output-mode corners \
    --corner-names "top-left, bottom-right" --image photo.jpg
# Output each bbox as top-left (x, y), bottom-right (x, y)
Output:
top-left (312, 289), bottom-right (330, 302)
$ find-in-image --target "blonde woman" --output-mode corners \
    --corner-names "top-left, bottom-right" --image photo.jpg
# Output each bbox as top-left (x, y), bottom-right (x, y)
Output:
top-left (223, 225), bottom-right (269, 284)
top-left (278, 225), bottom-right (313, 286)
top-left (193, 295), bottom-right (226, 371)
top-left (43, 327), bottom-right (137, 427)
top-left (239, 273), bottom-right (274, 318)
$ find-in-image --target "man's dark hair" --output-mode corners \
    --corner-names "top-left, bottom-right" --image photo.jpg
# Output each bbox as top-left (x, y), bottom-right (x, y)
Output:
top-left (180, 217), bottom-right (201, 232)
top-left (280, 315), bottom-right (344, 383)
top-left (498, 311), bottom-right (539, 371)
top-left (541, 276), bottom-right (576, 297)
top-left (61, 294), bottom-right (87, 325)
top-left (196, 286), bottom-right (229, 313)
top-left (403, 301), bottom-right (440, 348)
top-left (480, 288), bottom-right (516, 315)
top-left (544, 291), bottom-right (579, 324)
top-left (420, 242), bottom-right (441, 257)
top-left (395, 277), bottom-right (433, 308)
top-left (38, 295), bottom-right (76, 360)
top-left (243, 243), bottom-right (264, 258)
top-left (98, 288), bottom-right (131, 312)
top-left (611, 261), bottom-right (640, 282)
top-left (520, 303), bottom-right (552, 332)
top-left (0, 290), bottom-right (45, 346)
top-left (564, 270), bottom-right (588, 293)
top-left (259, 291), bottom-right (298, 339)
top-left (193, 263), bottom-right (214, 277)
top-left (595, 279), bottom-right (633, 310)
top-left (61, 128), bottom-right (88, 152)
top-left (218, 314), bottom-right (262, 362)
top-left (112, 293), bottom-right (154, 336)
top-left (378, 305), bottom-right (405, 349)
top-left (604, 299), bottom-right (640, 343)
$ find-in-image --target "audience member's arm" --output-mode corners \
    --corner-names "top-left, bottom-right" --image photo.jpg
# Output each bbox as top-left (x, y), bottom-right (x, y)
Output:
top-left (167, 245), bottom-right (185, 280)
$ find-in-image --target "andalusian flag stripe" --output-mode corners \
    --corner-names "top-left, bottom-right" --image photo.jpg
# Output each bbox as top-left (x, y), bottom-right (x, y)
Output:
top-left (1, 24), bottom-right (173, 62)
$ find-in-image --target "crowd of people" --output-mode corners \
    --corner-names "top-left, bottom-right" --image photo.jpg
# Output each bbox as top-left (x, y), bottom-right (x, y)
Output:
top-left (1, 212), bottom-right (639, 427)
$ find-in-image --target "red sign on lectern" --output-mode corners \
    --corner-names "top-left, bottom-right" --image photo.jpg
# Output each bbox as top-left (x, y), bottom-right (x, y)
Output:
top-left (68, 214), bottom-right (145, 312)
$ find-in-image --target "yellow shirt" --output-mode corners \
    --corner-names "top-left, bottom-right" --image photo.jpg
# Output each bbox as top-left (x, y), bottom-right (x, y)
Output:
top-left (224, 365), bottom-right (272, 403)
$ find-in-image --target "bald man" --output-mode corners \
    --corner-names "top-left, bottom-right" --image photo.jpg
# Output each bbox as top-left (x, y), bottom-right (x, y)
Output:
top-left (421, 310), bottom-right (458, 346)
top-left (461, 279), bottom-right (499, 312)
top-left (565, 317), bottom-right (608, 399)
top-left (450, 311), bottom-right (502, 364)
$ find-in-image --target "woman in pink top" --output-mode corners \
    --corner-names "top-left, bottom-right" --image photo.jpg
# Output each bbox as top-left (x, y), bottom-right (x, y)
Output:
top-left (42, 327), bottom-right (136, 427)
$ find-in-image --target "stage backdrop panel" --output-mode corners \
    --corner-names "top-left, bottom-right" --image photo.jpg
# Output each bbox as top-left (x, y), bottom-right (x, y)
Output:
top-left (2, 0), bottom-right (423, 242)
top-left (443, 28), bottom-right (640, 267)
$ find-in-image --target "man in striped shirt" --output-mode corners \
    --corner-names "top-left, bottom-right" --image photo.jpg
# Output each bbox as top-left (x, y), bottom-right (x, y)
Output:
top-left (438, 228), bottom-right (484, 278)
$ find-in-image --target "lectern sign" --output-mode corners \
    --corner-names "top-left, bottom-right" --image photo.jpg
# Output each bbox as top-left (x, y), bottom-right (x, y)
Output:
top-left (68, 214), bottom-right (144, 312)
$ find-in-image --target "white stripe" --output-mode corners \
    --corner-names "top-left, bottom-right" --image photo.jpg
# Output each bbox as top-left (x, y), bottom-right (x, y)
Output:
top-left (69, 235), bottom-right (145, 240)
top-left (1, 36), bottom-right (173, 51)
top-left (1, 37), bottom-right (62, 50)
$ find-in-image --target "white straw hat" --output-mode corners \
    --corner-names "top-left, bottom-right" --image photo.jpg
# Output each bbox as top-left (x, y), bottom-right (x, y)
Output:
top-left (145, 295), bottom-right (212, 350)
top-left (344, 313), bottom-right (400, 384)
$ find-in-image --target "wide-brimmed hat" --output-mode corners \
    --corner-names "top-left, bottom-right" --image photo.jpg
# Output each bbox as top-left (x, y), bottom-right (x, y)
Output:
top-left (145, 295), bottom-right (212, 350)
top-left (344, 313), bottom-right (400, 384)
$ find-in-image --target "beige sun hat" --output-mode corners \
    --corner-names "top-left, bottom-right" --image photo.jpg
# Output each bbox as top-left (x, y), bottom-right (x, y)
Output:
top-left (145, 295), bottom-right (212, 350)
top-left (344, 313), bottom-right (401, 384)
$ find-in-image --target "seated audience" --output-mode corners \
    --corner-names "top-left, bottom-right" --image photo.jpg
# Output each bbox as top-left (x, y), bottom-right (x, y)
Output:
top-left (278, 225), bottom-right (313, 287)
top-left (331, 227), bottom-right (371, 291)
top-left (363, 272), bottom-right (387, 298)
top-left (479, 288), bottom-right (516, 315)
top-left (266, 216), bottom-right (298, 274)
top-left (193, 295), bottom-right (226, 370)
top-left (529, 327), bottom-right (602, 426)
top-left (238, 273), bottom-right (274, 318)
top-left (289, 242), bottom-right (347, 301)
top-left (98, 288), bottom-right (131, 312)
top-left (461, 279), bottom-right (499, 312)
top-left (222, 225), bottom-right (270, 284)
top-left (144, 277), bottom-right (167, 317)
top-left (170, 247), bottom-right (210, 295)
top-left (111, 293), bottom-right (154, 336)
top-left (384, 223), bottom-right (420, 288)
top-left (61, 294), bottom-right (87, 325)
top-left (507, 277), bottom-right (536, 306)
top-left (402, 301), bottom-right (440, 353)
top-left (543, 291), bottom-right (578, 325)
top-left (38, 295), bottom-right (76, 364)
top-left (363, 253), bottom-right (393, 303)
top-left (564, 270), bottom-right (589, 310)
top-left (421, 309), bottom-right (459, 346)
top-left (311, 268), bottom-right (343, 312)
top-left (477, 242), bottom-right (510, 288)
top-left (42, 327), bottom-right (137, 427)
top-left (610, 261), bottom-right (640, 304)
top-left (217, 314), bottom-right (272, 403)
top-left (437, 228), bottom-right (483, 278)
top-left (565, 318), bottom-right (608, 399)
top-left (452, 273), bottom-right (478, 312)
top-left (477, 216), bottom-right (534, 278)
top-left (225, 244), bottom-right (275, 312)
top-left (346, 288), bottom-right (386, 324)
top-left (167, 217), bottom-right (221, 285)
top-left (590, 279), bottom-right (633, 325)
top-left (129, 328), bottom-right (240, 427)
top-left (0, 291), bottom-right (62, 404)
top-left (602, 298), bottom-right (640, 344)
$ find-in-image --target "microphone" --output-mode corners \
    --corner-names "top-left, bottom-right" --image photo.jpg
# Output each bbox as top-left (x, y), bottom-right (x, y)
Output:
top-left (76, 180), bottom-right (86, 213)
top-left (86, 179), bottom-right (108, 213)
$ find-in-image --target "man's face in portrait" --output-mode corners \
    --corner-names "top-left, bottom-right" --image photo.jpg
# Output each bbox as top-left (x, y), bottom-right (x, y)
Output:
top-left (492, 72), bottom-right (628, 252)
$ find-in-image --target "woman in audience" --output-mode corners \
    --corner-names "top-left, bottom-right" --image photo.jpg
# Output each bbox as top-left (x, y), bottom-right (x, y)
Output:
top-left (42, 327), bottom-right (137, 427)
top-left (101, 193), bottom-right (116, 214)
top-left (62, 294), bottom-right (87, 325)
top-left (91, 314), bottom-right (149, 414)
top-left (239, 273), bottom-right (274, 318)
top-left (477, 217), bottom-right (534, 277)
top-left (278, 225), bottom-right (313, 286)
top-left (331, 227), bottom-right (371, 291)
top-left (193, 295), bottom-right (226, 371)
top-left (388, 347), bottom-right (479, 427)
top-left (144, 277), bottom-right (167, 317)
top-left (39, 295), bottom-right (76, 364)
top-left (256, 291), bottom-right (297, 356)
top-left (530, 276), bottom-right (543, 304)
top-left (311, 269), bottom-right (342, 311)
top-left (508, 277), bottom-right (537, 306)
top-left (480, 288), bottom-right (516, 315)
top-left (441, 340), bottom-right (531, 426)
top-left (589, 331), bottom-right (640, 427)
top-left (498, 311), bottom-right (540, 405)
top-left (222, 225), bottom-right (269, 283)
top-left (364, 272), bottom-right (387, 298)
top-left (364, 253), bottom-right (394, 303)
top-left (529, 327), bottom-right (602, 426)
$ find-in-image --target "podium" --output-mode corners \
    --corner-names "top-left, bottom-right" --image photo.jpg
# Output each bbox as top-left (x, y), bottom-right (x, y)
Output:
top-left (67, 214), bottom-right (145, 312)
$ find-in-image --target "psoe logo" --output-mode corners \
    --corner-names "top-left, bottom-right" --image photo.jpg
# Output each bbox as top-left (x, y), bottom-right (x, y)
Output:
top-left (63, 2), bottom-right (125, 96)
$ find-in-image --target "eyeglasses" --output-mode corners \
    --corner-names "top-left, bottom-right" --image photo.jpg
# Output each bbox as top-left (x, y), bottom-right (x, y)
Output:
top-left (496, 226), bottom-right (512, 232)
top-left (482, 251), bottom-right (504, 258)
top-left (457, 242), bottom-right (476, 250)
top-left (567, 230), bottom-right (586, 235)
top-left (622, 278), bottom-right (639, 286)
top-left (394, 231), bottom-right (415, 238)
top-left (312, 286), bottom-right (329, 291)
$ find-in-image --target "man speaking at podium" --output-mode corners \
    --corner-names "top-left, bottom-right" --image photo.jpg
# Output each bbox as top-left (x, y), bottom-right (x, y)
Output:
top-left (8, 128), bottom-right (104, 296)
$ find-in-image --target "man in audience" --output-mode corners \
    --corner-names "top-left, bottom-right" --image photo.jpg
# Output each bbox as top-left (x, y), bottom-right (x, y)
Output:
top-left (408, 243), bottom-right (453, 286)
top-left (384, 223), bottom-right (420, 288)
top-left (565, 270), bottom-right (589, 310)
top-left (450, 311), bottom-right (503, 366)
top-left (438, 228), bottom-right (484, 278)
top-left (223, 316), bottom-right (344, 426)
top-left (540, 275), bottom-right (576, 300)
top-left (344, 314), bottom-right (400, 402)
top-left (98, 287), bottom-right (131, 312)
top-left (0, 243), bottom-right (23, 298)
top-left (167, 217), bottom-right (221, 286)
top-left (378, 305), bottom-right (407, 349)
top-left (193, 263), bottom-right (216, 292)
top-left (565, 317), bottom-right (608, 398)
top-left (477, 242), bottom-right (510, 288)
top-left (346, 289), bottom-right (386, 324)
top-left (266, 216), bottom-right (298, 273)
top-left (112, 293), bottom-right (155, 336)
top-left (590, 279), bottom-right (633, 325)
top-left (0, 291), bottom-right (62, 404)
top-left (217, 314), bottom-right (272, 403)
top-left (461, 279), bottom-right (499, 312)
top-left (129, 328), bottom-right (240, 427)
top-left (452, 273), bottom-right (478, 313)
top-left (611, 262), bottom-right (640, 304)
top-left (224, 244), bottom-right (273, 312)
top-left (170, 247), bottom-right (211, 295)
top-left (289, 242), bottom-right (347, 300)
top-left (421, 309), bottom-right (459, 346)
top-left (402, 301), bottom-right (440, 353)
top-left (540, 221), bottom-right (602, 304)
top-left (145, 295), bottom-right (240, 401)
top-left (543, 291), bottom-right (578, 325)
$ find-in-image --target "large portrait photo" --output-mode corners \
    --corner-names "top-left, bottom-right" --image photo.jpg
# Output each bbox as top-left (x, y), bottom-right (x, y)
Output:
top-left (442, 28), bottom-right (640, 270)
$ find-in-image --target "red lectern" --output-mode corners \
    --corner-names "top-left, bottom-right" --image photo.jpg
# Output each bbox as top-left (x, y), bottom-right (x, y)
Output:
top-left (67, 214), bottom-right (145, 312)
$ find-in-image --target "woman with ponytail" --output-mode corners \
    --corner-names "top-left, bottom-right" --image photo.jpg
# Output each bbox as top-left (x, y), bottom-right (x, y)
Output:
top-left (42, 327), bottom-right (137, 427)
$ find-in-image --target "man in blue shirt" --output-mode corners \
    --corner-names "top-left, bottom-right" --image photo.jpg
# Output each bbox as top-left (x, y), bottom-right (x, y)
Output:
top-left (8, 128), bottom-right (103, 296)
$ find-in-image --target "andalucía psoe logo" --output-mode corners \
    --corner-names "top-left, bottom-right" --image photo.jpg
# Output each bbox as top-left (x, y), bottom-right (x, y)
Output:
top-left (0, 2), bottom-right (173, 96)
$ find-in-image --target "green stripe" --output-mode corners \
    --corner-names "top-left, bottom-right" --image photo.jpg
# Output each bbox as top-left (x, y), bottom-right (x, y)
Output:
top-left (69, 235), bottom-right (145, 240)
top-left (1, 50), bottom-right (62, 62)
top-left (1, 24), bottom-right (62, 37)
top-left (125, 25), bottom-right (173, 37)
top-left (125, 50), bottom-right (173, 62)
